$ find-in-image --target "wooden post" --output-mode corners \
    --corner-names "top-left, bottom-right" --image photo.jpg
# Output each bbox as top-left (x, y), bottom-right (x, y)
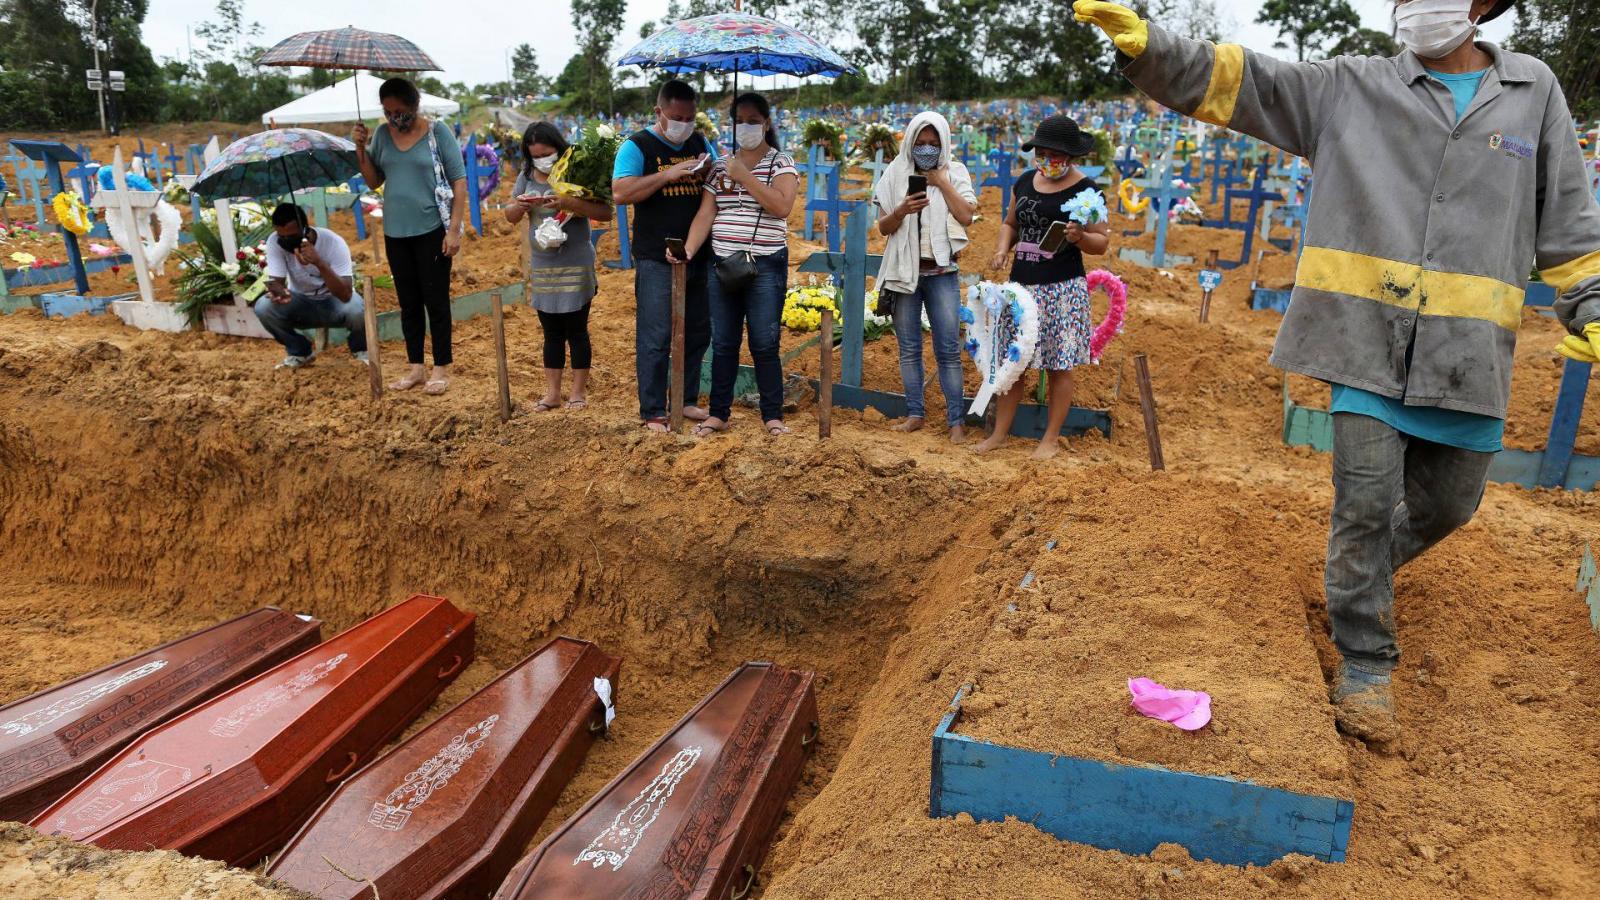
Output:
top-left (1134, 354), bottom-right (1165, 471)
top-left (362, 274), bottom-right (383, 400)
top-left (668, 262), bottom-right (687, 433)
top-left (818, 307), bottom-right (834, 439)
top-left (491, 288), bottom-right (512, 422)
top-left (1199, 248), bottom-right (1219, 324)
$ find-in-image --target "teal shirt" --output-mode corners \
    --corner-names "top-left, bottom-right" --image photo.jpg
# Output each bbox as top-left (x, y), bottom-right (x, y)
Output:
top-left (1331, 66), bottom-right (1502, 454)
top-left (366, 120), bottom-right (467, 238)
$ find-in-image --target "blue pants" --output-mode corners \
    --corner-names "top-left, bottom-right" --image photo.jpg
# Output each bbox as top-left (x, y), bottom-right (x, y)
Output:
top-left (892, 271), bottom-right (966, 426)
top-left (1326, 413), bottom-right (1492, 674)
top-left (707, 249), bottom-right (788, 423)
top-left (252, 291), bottom-right (366, 358)
top-left (634, 258), bottom-right (710, 420)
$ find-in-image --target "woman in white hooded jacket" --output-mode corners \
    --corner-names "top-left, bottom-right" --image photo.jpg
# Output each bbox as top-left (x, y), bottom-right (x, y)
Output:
top-left (872, 112), bottom-right (979, 442)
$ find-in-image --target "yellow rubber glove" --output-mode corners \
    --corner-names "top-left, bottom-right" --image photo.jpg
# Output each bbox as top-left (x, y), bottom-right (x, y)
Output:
top-left (1073, 0), bottom-right (1150, 59)
top-left (1555, 322), bottom-right (1600, 364)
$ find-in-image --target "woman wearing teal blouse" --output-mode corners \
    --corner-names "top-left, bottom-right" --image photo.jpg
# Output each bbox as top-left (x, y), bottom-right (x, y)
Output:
top-left (354, 78), bottom-right (468, 395)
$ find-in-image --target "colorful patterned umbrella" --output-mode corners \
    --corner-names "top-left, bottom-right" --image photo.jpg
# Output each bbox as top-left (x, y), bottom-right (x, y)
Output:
top-left (192, 129), bottom-right (359, 203)
top-left (257, 28), bottom-right (439, 71)
top-left (615, 13), bottom-right (855, 78)
top-left (258, 28), bottom-right (440, 121)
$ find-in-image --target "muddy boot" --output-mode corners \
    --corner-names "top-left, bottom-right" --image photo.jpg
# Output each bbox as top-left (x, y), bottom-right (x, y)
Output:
top-left (1331, 662), bottom-right (1400, 746)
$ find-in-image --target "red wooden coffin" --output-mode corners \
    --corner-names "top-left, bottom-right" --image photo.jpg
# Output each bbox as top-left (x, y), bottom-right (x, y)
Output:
top-left (30, 594), bottom-right (474, 867)
top-left (495, 662), bottom-right (817, 900)
top-left (268, 636), bottom-right (621, 900)
top-left (0, 607), bottom-right (321, 823)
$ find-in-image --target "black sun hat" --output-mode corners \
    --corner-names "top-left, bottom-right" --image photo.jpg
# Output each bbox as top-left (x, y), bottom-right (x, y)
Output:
top-left (1480, 0), bottom-right (1515, 23)
top-left (1021, 115), bottom-right (1097, 157)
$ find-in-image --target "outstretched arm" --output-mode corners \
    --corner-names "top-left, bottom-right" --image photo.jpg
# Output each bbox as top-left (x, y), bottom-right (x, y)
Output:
top-left (1074, 0), bottom-right (1346, 160)
top-left (1536, 83), bottom-right (1600, 340)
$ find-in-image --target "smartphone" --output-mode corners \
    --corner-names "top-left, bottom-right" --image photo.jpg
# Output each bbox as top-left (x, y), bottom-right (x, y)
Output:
top-left (665, 237), bottom-right (687, 260)
top-left (1039, 221), bottom-right (1071, 255)
top-left (907, 174), bottom-right (928, 197)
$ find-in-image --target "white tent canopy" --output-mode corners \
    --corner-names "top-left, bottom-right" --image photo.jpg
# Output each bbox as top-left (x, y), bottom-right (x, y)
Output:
top-left (260, 71), bottom-right (459, 125)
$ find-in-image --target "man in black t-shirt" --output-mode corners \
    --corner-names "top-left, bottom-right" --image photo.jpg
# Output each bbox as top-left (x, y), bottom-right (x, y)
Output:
top-left (612, 80), bottom-right (717, 431)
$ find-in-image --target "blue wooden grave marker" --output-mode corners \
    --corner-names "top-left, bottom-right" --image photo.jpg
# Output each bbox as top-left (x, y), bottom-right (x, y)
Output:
top-left (1217, 165), bottom-right (1285, 271)
top-left (9, 141), bottom-right (92, 295)
top-left (9, 150), bottom-right (49, 224)
top-left (1119, 161), bottom-right (1194, 269)
top-left (981, 149), bottom-right (1018, 218)
top-left (603, 204), bottom-right (633, 270)
top-left (799, 145), bottom-right (861, 253)
top-left (462, 135), bottom-right (486, 236)
top-left (931, 686), bottom-right (1354, 866)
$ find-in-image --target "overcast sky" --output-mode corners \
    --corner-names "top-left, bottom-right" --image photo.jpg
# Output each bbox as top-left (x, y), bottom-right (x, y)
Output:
top-left (141, 0), bottom-right (1518, 90)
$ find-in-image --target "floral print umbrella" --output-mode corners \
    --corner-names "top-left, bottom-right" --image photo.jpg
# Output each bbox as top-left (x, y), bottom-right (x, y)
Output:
top-left (192, 129), bottom-right (359, 203)
top-left (615, 12), bottom-right (855, 78)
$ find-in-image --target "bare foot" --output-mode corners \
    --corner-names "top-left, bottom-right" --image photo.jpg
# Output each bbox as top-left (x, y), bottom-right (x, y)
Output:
top-left (1031, 438), bottom-right (1061, 460)
top-left (949, 424), bottom-right (967, 444)
top-left (682, 405), bottom-right (710, 422)
top-left (642, 418), bottom-right (670, 433)
top-left (892, 416), bottom-right (925, 433)
top-left (390, 367), bottom-right (426, 391)
top-left (972, 434), bottom-right (1006, 454)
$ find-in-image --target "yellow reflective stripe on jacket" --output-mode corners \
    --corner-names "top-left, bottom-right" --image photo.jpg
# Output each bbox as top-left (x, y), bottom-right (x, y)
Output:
top-left (1193, 44), bottom-right (1245, 128)
top-left (1296, 246), bottom-right (1523, 331)
top-left (1539, 248), bottom-right (1600, 294)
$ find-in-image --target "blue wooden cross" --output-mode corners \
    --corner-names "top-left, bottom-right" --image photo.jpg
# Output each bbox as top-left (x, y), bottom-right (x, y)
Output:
top-left (163, 144), bottom-right (185, 178)
top-left (1535, 360), bottom-right (1593, 489)
top-left (602, 204), bottom-right (633, 270)
top-left (66, 156), bottom-right (98, 202)
top-left (1118, 161), bottom-right (1194, 269)
top-left (981, 148), bottom-right (1018, 218)
top-left (1218, 164), bottom-right (1286, 270)
top-left (9, 141), bottom-right (91, 295)
top-left (7, 148), bottom-right (49, 225)
top-left (857, 149), bottom-right (891, 201)
top-left (348, 175), bottom-right (369, 241)
top-left (799, 145), bottom-right (860, 252)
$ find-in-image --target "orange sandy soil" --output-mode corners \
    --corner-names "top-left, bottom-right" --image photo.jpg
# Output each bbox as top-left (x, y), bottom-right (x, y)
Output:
top-left (0, 125), bottom-right (1598, 899)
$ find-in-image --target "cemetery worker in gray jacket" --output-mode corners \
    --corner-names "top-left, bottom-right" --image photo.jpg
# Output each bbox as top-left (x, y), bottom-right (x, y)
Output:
top-left (1076, 0), bottom-right (1600, 745)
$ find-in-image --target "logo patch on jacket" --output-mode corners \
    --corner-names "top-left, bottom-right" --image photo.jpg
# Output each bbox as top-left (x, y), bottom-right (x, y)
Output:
top-left (1487, 132), bottom-right (1533, 160)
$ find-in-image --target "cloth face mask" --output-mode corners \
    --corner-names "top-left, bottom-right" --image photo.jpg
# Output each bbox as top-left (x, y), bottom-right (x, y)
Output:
top-left (1394, 0), bottom-right (1479, 59)
top-left (1037, 156), bottom-right (1071, 179)
top-left (735, 124), bottom-right (767, 150)
top-left (532, 154), bottom-right (558, 173)
top-left (386, 110), bottom-right (417, 130)
top-left (910, 145), bottom-right (942, 171)
top-left (660, 118), bottom-right (695, 144)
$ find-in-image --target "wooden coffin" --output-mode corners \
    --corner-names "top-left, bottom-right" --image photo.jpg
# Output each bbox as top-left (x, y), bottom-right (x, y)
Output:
top-left (31, 594), bottom-right (474, 868)
top-left (268, 636), bottom-right (621, 900)
top-left (0, 607), bottom-right (321, 823)
top-left (495, 662), bottom-right (817, 900)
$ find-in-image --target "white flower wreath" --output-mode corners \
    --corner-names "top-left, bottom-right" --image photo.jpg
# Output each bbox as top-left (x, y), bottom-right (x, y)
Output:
top-left (105, 199), bottom-right (182, 274)
top-left (963, 281), bottom-right (1040, 416)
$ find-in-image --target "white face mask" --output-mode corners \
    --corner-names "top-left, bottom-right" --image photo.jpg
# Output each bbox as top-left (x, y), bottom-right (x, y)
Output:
top-left (660, 117), bottom-right (695, 144)
top-left (734, 123), bottom-right (767, 150)
top-left (1393, 0), bottom-right (1480, 59)
top-left (532, 154), bottom-right (557, 173)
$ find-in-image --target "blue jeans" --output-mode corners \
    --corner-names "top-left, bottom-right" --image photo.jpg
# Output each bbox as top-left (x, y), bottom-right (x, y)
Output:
top-left (252, 292), bottom-right (366, 358)
top-left (892, 272), bottom-right (966, 426)
top-left (707, 249), bottom-right (788, 423)
top-left (634, 258), bottom-right (710, 420)
top-left (1326, 412), bottom-right (1493, 674)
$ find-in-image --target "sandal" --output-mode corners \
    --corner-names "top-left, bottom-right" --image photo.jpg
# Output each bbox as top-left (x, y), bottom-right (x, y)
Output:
top-left (565, 398), bottom-right (588, 410)
top-left (642, 417), bottom-right (670, 433)
top-left (682, 406), bottom-right (711, 422)
top-left (390, 372), bottom-right (426, 391)
top-left (424, 378), bottom-right (450, 396)
top-left (765, 421), bottom-right (791, 436)
top-left (532, 400), bottom-right (559, 413)
top-left (691, 421), bottom-right (727, 438)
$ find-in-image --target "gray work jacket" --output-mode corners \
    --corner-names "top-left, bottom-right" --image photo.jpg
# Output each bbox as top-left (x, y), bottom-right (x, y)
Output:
top-left (1123, 24), bottom-right (1600, 418)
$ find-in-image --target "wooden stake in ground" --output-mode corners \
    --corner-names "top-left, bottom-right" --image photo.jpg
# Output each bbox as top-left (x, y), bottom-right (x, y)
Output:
top-left (1134, 353), bottom-right (1165, 471)
top-left (361, 275), bottom-right (382, 400)
top-left (668, 262), bottom-right (687, 433)
top-left (491, 288), bottom-right (512, 422)
top-left (818, 307), bottom-right (834, 439)
top-left (1199, 248), bottom-right (1220, 324)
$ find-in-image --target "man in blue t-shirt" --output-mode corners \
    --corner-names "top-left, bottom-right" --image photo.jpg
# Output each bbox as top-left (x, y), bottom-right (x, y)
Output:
top-left (613, 80), bottom-right (718, 431)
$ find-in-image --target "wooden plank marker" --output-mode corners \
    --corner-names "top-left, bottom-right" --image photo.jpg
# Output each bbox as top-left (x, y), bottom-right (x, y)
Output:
top-left (361, 274), bottom-right (383, 400)
top-left (668, 262), bottom-right (687, 433)
top-left (1134, 353), bottom-right (1165, 471)
top-left (818, 307), bottom-right (834, 438)
top-left (491, 288), bottom-right (512, 422)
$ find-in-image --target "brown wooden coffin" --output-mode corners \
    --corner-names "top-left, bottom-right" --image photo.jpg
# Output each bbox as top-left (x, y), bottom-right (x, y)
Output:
top-left (268, 636), bottom-right (621, 900)
top-left (495, 662), bottom-right (817, 900)
top-left (30, 594), bottom-right (474, 867)
top-left (0, 607), bottom-right (322, 823)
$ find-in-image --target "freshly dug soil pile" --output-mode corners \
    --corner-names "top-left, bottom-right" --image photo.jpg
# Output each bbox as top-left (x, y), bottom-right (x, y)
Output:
top-left (2, 124), bottom-right (1598, 899)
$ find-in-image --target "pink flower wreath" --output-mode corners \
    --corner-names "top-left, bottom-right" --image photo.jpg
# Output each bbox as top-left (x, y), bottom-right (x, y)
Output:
top-left (1086, 268), bottom-right (1128, 364)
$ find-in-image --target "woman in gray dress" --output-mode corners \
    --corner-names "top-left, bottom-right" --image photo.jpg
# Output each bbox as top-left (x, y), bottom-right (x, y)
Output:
top-left (505, 122), bottom-right (613, 411)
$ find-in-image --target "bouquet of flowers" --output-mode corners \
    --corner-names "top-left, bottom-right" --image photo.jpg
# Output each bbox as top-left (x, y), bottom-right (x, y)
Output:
top-left (162, 179), bottom-right (191, 205)
top-left (802, 120), bottom-right (845, 161)
top-left (550, 122), bottom-right (624, 205)
top-left (783, 283), bottom-right (839, 332)
top-left (851, 124), bottom-right (899, 166)
top-left (172, 218), bottom-right (273, 327)
top-left (1062, 189), bottom-right (1109, 226)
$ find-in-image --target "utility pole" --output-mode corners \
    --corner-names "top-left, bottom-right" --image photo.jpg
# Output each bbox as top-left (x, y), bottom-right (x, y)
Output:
top-left (91, 0), bottom-right (107, 133)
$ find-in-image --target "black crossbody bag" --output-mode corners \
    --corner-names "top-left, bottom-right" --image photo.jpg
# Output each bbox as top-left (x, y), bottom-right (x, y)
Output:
top-left (714, 154), bottom-right (777, 292)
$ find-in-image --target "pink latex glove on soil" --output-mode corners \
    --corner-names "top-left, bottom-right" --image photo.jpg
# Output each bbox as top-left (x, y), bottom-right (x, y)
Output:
top-left (1128, 677), bottom-right (1212, 730)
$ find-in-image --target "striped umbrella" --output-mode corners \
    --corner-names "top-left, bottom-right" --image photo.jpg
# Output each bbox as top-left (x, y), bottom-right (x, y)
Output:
top-left (257, 28), bottom-right (440, 120)
top-left (192, 129), bottom-right (359, 203)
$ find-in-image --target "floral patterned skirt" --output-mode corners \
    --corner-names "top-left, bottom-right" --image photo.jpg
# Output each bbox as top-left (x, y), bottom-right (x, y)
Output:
top-left (1004, 278), bottom-right (1091, 371)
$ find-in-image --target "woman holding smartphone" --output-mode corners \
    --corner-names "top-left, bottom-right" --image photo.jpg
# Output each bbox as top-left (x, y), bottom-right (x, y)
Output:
top-left (978, 114), bottom-right (1110, 459)
top-left (673, 92), bottom-right (798, 436)
top-left (505, 122), bottom-right (613, 412)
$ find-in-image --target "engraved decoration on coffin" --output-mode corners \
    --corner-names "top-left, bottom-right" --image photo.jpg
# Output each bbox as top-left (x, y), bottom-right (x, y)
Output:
top-left (208, 653), bottom-right (348, 738)
top-left (367, 714), bottom-right (500, 831)
top-left (574, 745), bottom-right (703, 872)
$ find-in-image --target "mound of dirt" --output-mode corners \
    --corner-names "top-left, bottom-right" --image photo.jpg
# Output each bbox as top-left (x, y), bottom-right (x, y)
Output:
top-left (0, 823), bottom-right (308, 899)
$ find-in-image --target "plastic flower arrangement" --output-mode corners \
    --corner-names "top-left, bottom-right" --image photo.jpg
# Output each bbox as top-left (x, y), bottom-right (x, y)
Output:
top-left (782, 283), bottom-right (839, 332)
top-left (161, 179), bottom-right (190, 205)
top-left (9, 251), bottom-right (36, 270)
top-left (851, 124), bottom-right (898, 165)
top-left (1062, 190), bottom-right (1109, 225)
top-left (802, 119), bottom-right (845, 161)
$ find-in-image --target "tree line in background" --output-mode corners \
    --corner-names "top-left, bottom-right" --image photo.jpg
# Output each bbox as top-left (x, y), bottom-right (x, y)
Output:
top-left (0, 0), bottom-right (1594, 132)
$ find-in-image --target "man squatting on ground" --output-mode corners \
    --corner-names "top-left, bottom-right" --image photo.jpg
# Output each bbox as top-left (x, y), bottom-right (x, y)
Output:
top-left (1075, 0), bottom-right (1600, 743)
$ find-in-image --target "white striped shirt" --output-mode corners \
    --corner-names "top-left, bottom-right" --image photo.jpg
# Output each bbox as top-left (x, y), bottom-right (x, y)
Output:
top-left (704, 150), bottom-right (797, 257)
